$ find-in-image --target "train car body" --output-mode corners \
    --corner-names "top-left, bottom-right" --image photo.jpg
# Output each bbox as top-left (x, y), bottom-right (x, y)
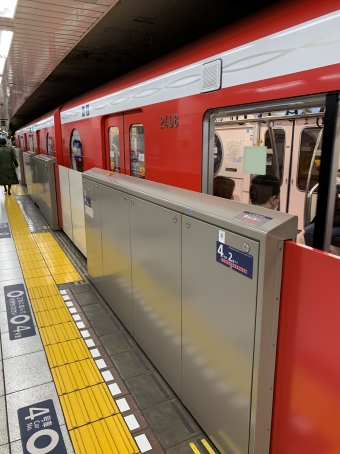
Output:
top-left (16, 108), bottom-right (62, 162)
top-left (16, 1), bottom-right (340, 205)
top-left (21, 0), bottom-right (334, 230)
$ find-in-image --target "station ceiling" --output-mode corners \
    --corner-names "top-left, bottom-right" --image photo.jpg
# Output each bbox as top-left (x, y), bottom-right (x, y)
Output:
top-left (3, 0), bottom-right (280, 131)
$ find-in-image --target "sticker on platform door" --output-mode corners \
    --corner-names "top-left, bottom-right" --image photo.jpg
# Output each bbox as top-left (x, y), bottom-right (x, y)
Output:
top-left (84, 196), bottom-right (93, 218)
top-left (18, 399), bottom-right (67, 454)
top-left (216, 241), bottom-right (253, 279)
top-left (5, 284), bottom-right (36, 340)
top-left (233, 211), bottom-right (272, 226)
top-left (0, 222), bottom-right (11, 238)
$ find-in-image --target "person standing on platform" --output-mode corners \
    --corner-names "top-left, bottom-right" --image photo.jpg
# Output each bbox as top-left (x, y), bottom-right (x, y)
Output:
top-left (0, 137), bottom-right (19, 195)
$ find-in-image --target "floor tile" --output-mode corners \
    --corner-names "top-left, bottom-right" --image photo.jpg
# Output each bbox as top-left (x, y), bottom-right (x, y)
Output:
top-left (6, 382), bottom-right (66, 443)
top-left (1, 331), bottom-right (43, 360)
top-left (74, 291), bottom-right (103, 306)
top-left (100, 331), bottom-right (137, 356)
top-left (0, 294), bottom-right (4, 312)
top-left (71, 283), bottom-right (94, 294)
top-left (110, 349), bottom-right (155, 380)
top-left (0, 239), bottom-right (13, 246)
top-left (8, 440), bottom-right (22, 454)
top-left (4, 350), bottom-right (52, 394)
top-left (126, 372), bottom-right (174, 409)
top-left (143, 399), bottom-right (200, 449)
top-left (82, 302), bottom-right (111, 320)
top-left (0, 252), bottom-right (18, 262)
top-left (0, 364), bottom-right (4, 398)
top-left (0, 268), bottom-right (23, 283)
top-left (90, 315), bottom-right (123, 337)
top-left (0, 445), bottom-right (10, 454)
top-left (0, 260), bottom-right (21, 272)
top-left (0, 396), bottom-right (8, 446)
top-left (0, 244), bottom-right (16, 253)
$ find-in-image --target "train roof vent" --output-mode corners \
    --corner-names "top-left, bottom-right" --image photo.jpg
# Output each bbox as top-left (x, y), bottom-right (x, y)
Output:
top-left (201, 59), bottom-right (222, 93)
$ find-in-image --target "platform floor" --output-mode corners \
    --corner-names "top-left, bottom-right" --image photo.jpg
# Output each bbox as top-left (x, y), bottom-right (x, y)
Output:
top-left (0, 186), bottom-right (217, 454)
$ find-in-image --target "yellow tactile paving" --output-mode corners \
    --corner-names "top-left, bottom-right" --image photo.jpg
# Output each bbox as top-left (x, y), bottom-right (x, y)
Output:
top-left (22, 267), bottom-right (51, 279)
top-left (70, 415), bottom-right (140, 454)
top-left (31, 295), bottom-right (66, 312)
top-left (45, 339), bottom-right (91, 368)
top-left (60, 384), bottom-right (119, 430)
top-left (21, 262), bottom-right (48, 272)
top-left (54, 273), bottom-right (84, 284)
top-left (51, 358), bottom-right (104, 395)
top-left (35, 307), bottom-right (73, 328)
top-left (28, 284), bottom-right (60, 299)
top-left (40, 321), bottom-right (81, 345)
top-left (8, 185), bottom-right (26, 196)
top-left (5, 190), bottom-right (141, 454)
top-left (25, 275), bottom-right (56, 288)
top-left (18, 253), bottom-right (44, 263)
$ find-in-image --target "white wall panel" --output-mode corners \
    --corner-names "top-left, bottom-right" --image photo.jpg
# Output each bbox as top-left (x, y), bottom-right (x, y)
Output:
top-left (58, 165), bottom-right (73, 242)
top-left (69, 169), bottom-right (87, 257)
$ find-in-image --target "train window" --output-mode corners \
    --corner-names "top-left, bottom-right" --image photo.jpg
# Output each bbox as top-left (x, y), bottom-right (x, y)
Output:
top-left (46, 133), bottom-right (53, 156)
top-left (108, 126), bottom-right (120, 172)
top-left (28, 135), bottom-right (34, 152)
top-left (130, 124), bottom-right (145, 179)
top-left (297, 128), bottom-right (322, 191)
top-left (70, 129), bottom-right (84, 172)
top-left (214, 133), bottom-right (223, 175)
top-left (264, 129), bottom-right (285, 184)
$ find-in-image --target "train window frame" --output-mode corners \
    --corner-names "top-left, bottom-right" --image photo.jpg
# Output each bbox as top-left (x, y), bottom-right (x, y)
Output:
top-left (129, 123), bottom-right (145, 179)
top-left (28, 134), bottom-right (34, 152)
top-left (46, 133), bottom-right (53, 156)
top-left (296, 126), bottom-right (322, 192)
top-left (202, 94), bottom-right (326, 195)
top-left (214, 132), bottom-right (223, 175)
top-left (70, 129), bottom-right (84, 173)
top-left (108, 126), bottom-right (120, 172)
top-left (264, 127), bottom-right (286, 186)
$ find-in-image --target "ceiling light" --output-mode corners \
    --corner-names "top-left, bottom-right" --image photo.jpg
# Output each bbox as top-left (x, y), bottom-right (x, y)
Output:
top-left (0, 29), bottom-right (13, 74)
top-left (0, 0), bottom-right (18, 19)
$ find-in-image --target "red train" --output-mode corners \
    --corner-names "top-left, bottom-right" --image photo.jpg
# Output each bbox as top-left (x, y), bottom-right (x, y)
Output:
top-left (16, 0), bottom-right (340, 226)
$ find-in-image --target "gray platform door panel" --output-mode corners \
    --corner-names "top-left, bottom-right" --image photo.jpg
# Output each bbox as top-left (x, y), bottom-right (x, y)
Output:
top-left (182, 216), bottom-right (259, 454)
top-left (83, 179), bottom-right (103, 288)
top-left (130, 197), bottom-right (182, 396)
top-left (99, 185), bottom-right (133, 333)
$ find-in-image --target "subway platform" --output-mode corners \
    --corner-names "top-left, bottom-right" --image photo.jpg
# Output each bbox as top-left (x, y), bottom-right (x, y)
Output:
top-left (0, 185), bottom-right (217, 454)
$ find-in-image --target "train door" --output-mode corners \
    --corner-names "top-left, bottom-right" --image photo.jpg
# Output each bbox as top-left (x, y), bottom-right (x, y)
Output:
top-left (288, 118), bottom-right (323, 229)
top-left (19, 135), bottom-right (24, 149)
top-left (104, 114), bottom-right (124, 173)
top-left (28, 134), bottom-right (34, 152)
top-left (124, 110), bottom-right (145, 179)
top-left (36, 130), bottom-right (40, 154)
top-left (258, 120), bottom-right (293, 213)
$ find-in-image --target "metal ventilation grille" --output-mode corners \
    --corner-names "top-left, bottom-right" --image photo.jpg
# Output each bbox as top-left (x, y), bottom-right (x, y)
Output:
top-left (201, 59), bottom-right (222, 93)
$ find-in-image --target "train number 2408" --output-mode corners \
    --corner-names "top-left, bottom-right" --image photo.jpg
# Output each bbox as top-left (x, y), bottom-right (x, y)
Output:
top-left (160, 114), bottom-right (179, 128)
